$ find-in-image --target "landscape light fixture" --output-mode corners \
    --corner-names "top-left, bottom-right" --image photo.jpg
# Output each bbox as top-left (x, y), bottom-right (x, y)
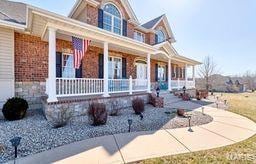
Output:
top-left (183, 86), bottom-right (186, 94)
top-left (128, 119), bottom-right (133, 132)
top-left (156, 87), bottom-right (160, 97)
top-left (10, 137), bottom-right (21, 158)
top-left (139, 113), bottom-right (144, 120)
top-left (216, 103), bottom-right (219, 108)
top-left (224, 100), bottom-right (227, 105)
top-left (187, 116), bottom-right (193, 132)
top-left (202, 107), bottom-right (205, 115)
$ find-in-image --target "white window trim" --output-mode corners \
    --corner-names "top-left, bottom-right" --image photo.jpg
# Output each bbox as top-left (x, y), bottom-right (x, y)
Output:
top-left (134, 30), bottom-right (145, 43)
top-left (103, 3), bottom-right (123, 35)
top-left (108, 56), bottom-right (122, 79)
top-left (62, 53), bottom-right (76, 78)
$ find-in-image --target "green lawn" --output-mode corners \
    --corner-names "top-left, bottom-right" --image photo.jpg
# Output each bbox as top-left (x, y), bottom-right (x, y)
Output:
top-left (137, 92), bottom-right (256, 164)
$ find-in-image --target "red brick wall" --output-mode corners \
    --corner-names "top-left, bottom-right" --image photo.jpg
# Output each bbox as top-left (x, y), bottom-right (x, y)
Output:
top-left (87, 5), bottom-right (98, 26)
top-left (146, 33), bottom-right (156, 45)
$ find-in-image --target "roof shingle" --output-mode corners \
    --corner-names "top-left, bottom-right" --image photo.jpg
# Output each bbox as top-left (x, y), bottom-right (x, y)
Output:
top-left (141, 15), bottom-right (164, 29)
top-left (0, 0), bottom-right (27, 25)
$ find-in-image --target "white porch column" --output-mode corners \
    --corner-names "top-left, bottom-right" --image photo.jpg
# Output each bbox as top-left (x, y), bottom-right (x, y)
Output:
top-left (103, 42), bottom-right (110, 97)
top-left (185, 64), bottom-right (188, 88)
top-left (47, 27), bottom-right (58, 103)
top-left (168, 58), bottom-right (172, 91)
top-left (147, 54), bottom-right (151, 93)
top-left (193, 65), bottom-right (196, 88)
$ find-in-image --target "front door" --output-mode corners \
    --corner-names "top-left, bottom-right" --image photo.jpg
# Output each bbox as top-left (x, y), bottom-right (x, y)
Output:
top-left (136, 63), bottom-right (147, 80)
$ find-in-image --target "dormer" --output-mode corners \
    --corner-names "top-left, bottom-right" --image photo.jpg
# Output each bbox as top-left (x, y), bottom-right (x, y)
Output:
top-left (69, 0), bottom-right (139, 37)
top-left (139, 14), bottom-right (176, 45)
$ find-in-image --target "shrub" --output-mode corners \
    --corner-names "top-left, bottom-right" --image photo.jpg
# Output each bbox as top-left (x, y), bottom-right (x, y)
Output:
top-left (88, 102), bottom-right (108, 126)
top-left (2, 97), bottom-right (28, 121)
top-left (177, 109), bottom-right (185, 116)
top-left (109, 99), bottom-right (122, 116)
top-left (132, 98), bottom-right (145, 115)
top-left (47, 107), bottom-right (72, 128)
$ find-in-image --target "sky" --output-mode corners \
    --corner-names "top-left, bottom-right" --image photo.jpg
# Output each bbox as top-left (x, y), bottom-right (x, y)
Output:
top-left (13, 0), bottom-right (256, 76)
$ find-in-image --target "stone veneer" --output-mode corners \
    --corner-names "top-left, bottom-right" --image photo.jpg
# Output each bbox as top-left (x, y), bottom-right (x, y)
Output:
top-left (15, 82), bottom-right (46, 110)
top-left (42, 93), bottom-right (149, 122)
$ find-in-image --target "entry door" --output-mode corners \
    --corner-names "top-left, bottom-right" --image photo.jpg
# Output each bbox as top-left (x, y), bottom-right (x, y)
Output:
top-left (136, 63), bottom-right (147, 80)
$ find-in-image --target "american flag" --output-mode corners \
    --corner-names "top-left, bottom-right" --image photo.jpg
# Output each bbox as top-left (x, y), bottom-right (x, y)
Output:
top-left (72, 36), bottom-right (91, 69)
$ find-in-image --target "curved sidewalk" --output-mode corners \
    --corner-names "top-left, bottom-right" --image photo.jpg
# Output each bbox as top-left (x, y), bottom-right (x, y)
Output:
top-left (10, 107), bottom-right (256, 164)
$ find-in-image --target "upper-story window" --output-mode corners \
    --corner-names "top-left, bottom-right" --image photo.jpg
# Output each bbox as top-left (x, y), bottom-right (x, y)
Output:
top-left (103, 4), bottom-right (122, 35)
top-left (156, 30), bottom-right (166, 43)
top-left (134, 31), bottom-right (145, 42)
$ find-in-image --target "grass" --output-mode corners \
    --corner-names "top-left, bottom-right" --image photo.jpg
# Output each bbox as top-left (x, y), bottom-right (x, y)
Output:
top-left (136, 92), bottom-right (256, 164)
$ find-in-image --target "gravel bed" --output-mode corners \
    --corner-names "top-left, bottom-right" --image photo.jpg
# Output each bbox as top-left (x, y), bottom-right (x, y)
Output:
top-left (0, 105), bottom-right (213, 163)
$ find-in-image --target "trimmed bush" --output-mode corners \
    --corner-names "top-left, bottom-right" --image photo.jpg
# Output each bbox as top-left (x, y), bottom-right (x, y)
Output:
top-left (88, 102), bottom-right (108, 126)
top-left (109, 99), bottom-right (122, 116)
top-left (132, 98), bottom-right (145, 115)
top-left (47, 107), bottom-right (72, 128)
top-left (2, 97), bottom-right (28, 121)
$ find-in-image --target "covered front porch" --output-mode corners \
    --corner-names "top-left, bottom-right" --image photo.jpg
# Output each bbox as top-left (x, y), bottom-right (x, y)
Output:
top-left (27, 8), bottom-right (199, 103)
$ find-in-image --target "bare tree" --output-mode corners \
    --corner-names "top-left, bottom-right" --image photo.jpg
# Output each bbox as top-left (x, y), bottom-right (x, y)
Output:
top-left (198, 56), bottom-right (217, 91)
top-left (243, 71), bottom-right (256, 91)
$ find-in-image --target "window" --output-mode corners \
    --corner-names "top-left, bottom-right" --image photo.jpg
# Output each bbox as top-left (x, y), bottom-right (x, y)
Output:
top-left (103, 4), bottom-right (122, 35)
top-left (108, 57), bottom-right (122, 79)
top-left (134, 31), bottom-right (145, 42)
top-left (156, 30), bottom-right (166, 43)
top-left (62, 53), bottom-right (75, 78)
top-left (158, 65), bottom-right (166, 81)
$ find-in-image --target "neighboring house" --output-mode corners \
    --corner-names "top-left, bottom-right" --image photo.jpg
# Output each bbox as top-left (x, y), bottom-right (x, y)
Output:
top-left (0, 0), bottom-right (200, 109)
top-left (196, 74), bottom-right (246, 92)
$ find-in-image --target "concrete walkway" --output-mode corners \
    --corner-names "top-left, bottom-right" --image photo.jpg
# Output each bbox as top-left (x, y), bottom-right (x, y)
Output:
top-left (9, 106), bottom-right (256, 164)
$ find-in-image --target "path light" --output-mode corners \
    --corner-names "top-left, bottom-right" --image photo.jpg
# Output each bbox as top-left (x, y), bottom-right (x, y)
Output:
top-left (156, 87), bottom-right (160, 97)
top-left (187, 116), bottom-right (193, 132)
top-left (216, 96), bottom-right (219, 100)
top-left (128, 119), bottom-right (133, 132)
top-left (216, 103), bottom-right (219, 108)
top-left (139, 113), bottom-right (144, 120)
top-left (183, 86), bottom-right (186, 94)
top-left (202, 107), bottom-right (205, 115)
top-left (10, 137), bottom-right (21, 158)
top-left (224, 100), bottom-right (227, 105)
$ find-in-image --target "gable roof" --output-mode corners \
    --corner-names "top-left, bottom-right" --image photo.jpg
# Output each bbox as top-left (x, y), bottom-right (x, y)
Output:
top-left (141, 14), bottom-right (176, 43)
top-left (141, 15), bottom-right (164, 29)
top-left (0, 0), bottom-right (27, 25)
top-left (69, 0), bottom-right (139, 24)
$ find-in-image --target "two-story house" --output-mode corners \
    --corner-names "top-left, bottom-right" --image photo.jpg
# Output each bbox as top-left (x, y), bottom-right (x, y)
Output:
top-left (0, 0), bottom-right (200, 111)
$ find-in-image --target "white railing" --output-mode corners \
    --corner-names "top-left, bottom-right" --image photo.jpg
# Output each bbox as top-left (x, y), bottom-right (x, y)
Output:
top-left (108, 79), bottom-right (130, 93)
top-left (132, 79), bottom-right (148, 91)
top-left (54, 77), bottom-right (149, 97)
top-left (187, 80), bottom-right (195, 89)
top-left (171, 79), bottom-right (195, 90)
top-left (56, 78), bottom-right (104, 97)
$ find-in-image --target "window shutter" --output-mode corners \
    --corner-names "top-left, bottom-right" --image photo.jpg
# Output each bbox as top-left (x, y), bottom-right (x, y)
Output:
top-left (183, 68), bottom-right (186, 79)
top-left (75, 64), bottom-right (83, 78)
top-left (155, 64), bottom-right (158, 82)
top-left (56, 52), bottom-right (62, 78)
top-left (122, 19), bottom-right (127, 37)
top-left (98, 54), bottom-right (104, 78)
top-left (171, 65), bottom-right (175, 78)
top-left (165, 65), bottom-right (168, 82)
top-left (98, 9), bottom-right (104, 29)
top-left (180, 68), bottom-right (182, 78)
top-left (122, 57), bottom-right (127, 78)
top-left (155, 34), bottom-right (158, 45)
top-left (176, 66), bottom-right (179, 78)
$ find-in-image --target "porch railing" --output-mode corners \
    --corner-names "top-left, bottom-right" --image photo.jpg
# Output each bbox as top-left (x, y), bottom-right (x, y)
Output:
top-left (108, 79), bottom-right (130, 93)
top-left (56, 78), bottom-right (104, 97)
top-left (55, 77), bottom-right (148, 97)
top-left (132, 79), bottom-right (148, 91)
top-left (171, 79), bottom-right (195, 90)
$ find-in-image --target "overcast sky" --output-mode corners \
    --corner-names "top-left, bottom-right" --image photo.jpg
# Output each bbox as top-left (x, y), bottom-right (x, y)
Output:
top-left (13, 0), bottom-right (256, 76)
